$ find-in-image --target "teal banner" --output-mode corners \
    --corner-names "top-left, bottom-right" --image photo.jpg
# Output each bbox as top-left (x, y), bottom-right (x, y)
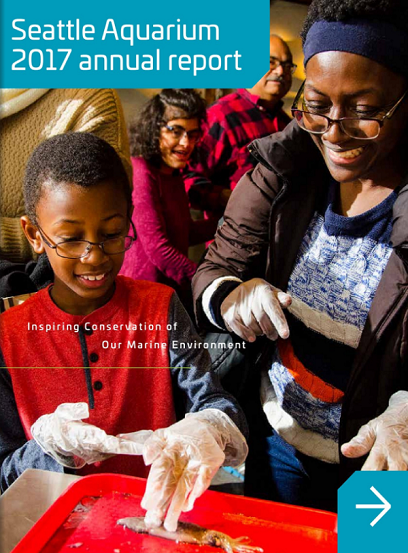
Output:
top-left (1, 0), bottom-right (270, 88)
top-left (338, 471), bottom-right (408, 552)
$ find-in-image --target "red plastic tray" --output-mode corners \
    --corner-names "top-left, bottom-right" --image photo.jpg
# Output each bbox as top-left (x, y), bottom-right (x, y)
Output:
top-left (11, 473), bottom-right (337, 553)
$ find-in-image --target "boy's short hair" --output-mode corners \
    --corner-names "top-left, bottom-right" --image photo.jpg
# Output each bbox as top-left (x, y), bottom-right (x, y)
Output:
top-left (24, 132), bottom-right (131, 223)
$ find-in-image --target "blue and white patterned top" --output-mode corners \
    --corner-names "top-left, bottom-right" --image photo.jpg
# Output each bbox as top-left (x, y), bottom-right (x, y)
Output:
top-left (261, 181), bottom-right (397, 463)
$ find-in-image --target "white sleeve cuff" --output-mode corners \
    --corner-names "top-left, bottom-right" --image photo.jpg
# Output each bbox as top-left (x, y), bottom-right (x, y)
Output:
top-left (202, 276), bottom-right (243, 329)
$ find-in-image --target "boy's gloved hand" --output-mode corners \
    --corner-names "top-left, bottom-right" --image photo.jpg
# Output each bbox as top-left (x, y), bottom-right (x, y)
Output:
top-left (341, 391), bottom-right (408, 470)
top-left (141, 409), bottom-right (248, 532)
top-left (220, 278), bottom-right (291, 342)
top-left (31, 402), bottom-right (149, 469)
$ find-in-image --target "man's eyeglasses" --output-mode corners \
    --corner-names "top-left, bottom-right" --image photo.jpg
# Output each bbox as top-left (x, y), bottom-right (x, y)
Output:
top-left (291, 80), bottom-right (408, 140)
top-left (270, 56), bottom-right (297, 74)
top-left (162, 124), bottom-right (202, 144)
top-left (36, 220), bottom-right (137, 259)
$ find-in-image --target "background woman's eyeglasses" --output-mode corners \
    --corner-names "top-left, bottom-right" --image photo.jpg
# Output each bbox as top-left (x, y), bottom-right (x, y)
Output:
top-left (162, 124), bottom-right (202, 144)
top-left (291, 81), bottom-right (408, 140)
top-left (36, 220), bottom-right (137, 259)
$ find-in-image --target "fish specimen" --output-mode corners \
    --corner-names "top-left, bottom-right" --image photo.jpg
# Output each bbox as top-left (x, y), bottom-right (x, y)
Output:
top-left (117, 517), bottom-right (263, 553)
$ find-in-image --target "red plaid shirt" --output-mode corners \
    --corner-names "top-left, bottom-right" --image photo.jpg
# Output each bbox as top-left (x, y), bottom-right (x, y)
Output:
top-left (184, 88), bottom-right (291, 212)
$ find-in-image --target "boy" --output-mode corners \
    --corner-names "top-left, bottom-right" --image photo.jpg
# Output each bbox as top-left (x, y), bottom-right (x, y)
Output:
top-left (0, 132), bottom-right (247, 532)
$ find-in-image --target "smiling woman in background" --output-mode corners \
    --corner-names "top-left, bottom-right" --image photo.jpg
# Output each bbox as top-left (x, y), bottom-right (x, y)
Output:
top-left (121, 89), bottom-right (217, 310)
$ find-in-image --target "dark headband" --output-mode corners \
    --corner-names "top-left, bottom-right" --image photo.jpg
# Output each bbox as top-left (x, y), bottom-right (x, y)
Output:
top-left (303, 19), bottom-right (408, 78)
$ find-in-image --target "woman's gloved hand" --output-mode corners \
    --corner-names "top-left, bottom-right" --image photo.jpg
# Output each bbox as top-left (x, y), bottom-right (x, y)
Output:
top-left (220, 278), bottom-right (291, 342)
top-left (341, 391), bottom-right (408, 470)
top-left (31, 402), bottom-right (149, 469)
top-left (141, 409), bottom-right (248, 532)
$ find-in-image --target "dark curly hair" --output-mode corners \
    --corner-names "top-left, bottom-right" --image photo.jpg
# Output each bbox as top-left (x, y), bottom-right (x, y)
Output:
top-left (129, 89), bottom-right (207, 166)
top-left (24, 132), bottom-right (131, 223)
top-left (301, 0), bottom-right (408, 43)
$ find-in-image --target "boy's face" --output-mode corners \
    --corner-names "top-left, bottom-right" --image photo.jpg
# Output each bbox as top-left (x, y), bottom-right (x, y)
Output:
top-left (23, 180), bottom-right (130, 315)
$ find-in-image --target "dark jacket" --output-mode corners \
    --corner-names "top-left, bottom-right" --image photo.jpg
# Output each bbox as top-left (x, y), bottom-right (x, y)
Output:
top-left (192, 120), bottom-right (408, 483)
top-left (0, 254), bottom-right (53, 301)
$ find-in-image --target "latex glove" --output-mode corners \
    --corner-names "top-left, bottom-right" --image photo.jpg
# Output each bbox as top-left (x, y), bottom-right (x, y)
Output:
top-left (31, 402), bottom-right (150, 469)
top-left (220, 277), bottom-right (291, 342)
top-left (341, 391), bottom-right (408, 470)
top-left (141, 409), bottom-right (248, 532)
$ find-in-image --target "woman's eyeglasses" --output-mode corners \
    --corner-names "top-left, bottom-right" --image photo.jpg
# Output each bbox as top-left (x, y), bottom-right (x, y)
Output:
top-left (291, 81), bottom-right (408, 140)
top-left (162, 124), bottom-right (202, 144)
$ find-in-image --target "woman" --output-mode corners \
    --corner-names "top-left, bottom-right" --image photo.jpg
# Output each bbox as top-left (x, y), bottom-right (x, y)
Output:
top-left (121, 89), bottom-right (217, 309)
top-left (192, 0), bottom-right (408, 512)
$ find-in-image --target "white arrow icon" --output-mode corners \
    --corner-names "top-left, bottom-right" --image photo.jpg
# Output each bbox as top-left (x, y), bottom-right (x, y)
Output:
top-left (356, 486), bottom-right (391, 527)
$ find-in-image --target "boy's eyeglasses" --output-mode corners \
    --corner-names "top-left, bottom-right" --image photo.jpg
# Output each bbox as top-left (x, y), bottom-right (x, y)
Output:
top-left (162, 124), bottom-right (202, 144)
top-left (291, 80), bottom-right (408, 140)
top-left (36, 220), bottom-right (137, 259)
top-left (270, 56), bottom-right (297, 74)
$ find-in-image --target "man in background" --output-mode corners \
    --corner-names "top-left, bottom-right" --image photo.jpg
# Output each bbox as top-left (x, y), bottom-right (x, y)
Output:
top-left (184, 35), bottom-right (295, 214)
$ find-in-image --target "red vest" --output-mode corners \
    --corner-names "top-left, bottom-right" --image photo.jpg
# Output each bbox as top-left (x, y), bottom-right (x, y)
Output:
top-left (1, 276), bottom-right (176, 477)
